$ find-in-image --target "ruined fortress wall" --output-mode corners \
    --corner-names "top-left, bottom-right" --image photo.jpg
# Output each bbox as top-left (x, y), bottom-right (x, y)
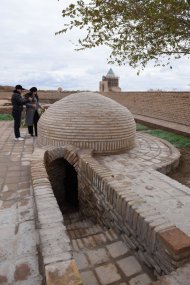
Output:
top-left (0, 91), bottom-right (72, 102)
top-left (101, 92), bottom-right (190, 126)
top-left (0, 91), bottom-right (72, 113)
top-left (1, 91), bottom-right (190, 127)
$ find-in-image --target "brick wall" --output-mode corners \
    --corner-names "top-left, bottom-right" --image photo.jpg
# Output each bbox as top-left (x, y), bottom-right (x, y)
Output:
top-left (43, 146), bottom-right (190, 277)
top-left (0, 91), bottom-right (73, 102)
top-left (31, 147), bottom-right (82, 284)
top-left (77, 152), bottom-right (190, 276)
top-left (1, 91), bottom-right (190, 126)
top-left (101, 92), bottom-right (190, 126)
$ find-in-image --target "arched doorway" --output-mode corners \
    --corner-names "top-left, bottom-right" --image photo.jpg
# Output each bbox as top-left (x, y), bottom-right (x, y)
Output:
top-left (46, 157), bottom-right (79, 214)
top-left (64, 160), bottom-right (78, 210)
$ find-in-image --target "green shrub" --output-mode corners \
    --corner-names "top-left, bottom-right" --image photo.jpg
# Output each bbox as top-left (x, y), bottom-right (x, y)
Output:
top-left (0, 114), bottom-right (13, 121)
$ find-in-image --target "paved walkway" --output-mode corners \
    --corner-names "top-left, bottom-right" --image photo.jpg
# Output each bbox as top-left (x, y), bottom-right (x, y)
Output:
top-left (0, 122), bottom-right (42, 284)
top-left (134, 114), bottom-right (190, 137)
top-left (0, 122), bottom-right (156, 285)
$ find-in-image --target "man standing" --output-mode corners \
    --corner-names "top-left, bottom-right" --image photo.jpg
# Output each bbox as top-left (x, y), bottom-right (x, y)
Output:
top-left (11, 84), bottom-right (30, 141)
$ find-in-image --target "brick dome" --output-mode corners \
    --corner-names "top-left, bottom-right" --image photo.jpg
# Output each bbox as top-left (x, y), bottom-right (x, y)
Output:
top-left (38, 92), bottom-right (136, 154)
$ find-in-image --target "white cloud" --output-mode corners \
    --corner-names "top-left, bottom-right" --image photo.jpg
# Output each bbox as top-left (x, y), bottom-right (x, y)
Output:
top-left (0, 0), bottom-right (190, 91)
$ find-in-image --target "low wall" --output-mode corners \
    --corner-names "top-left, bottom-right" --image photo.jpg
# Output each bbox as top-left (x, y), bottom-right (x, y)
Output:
top-left (0, 91), bottom-right (73, 103)
top-left (101, 92), bottom-right (190, 126)
top-left (1, 91), bottom-right (190, 127)
top-left (31, 147), bottom-right (82, 285)
top-left (0, 91), bottom-right (72, 114)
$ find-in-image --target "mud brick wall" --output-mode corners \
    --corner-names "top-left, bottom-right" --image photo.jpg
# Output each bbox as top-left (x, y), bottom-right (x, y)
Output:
top-left (101, 92), bottom-right (190, 126)
top-left (0, 91), bottom-right (73, 103)
top-left (1, 91), bottom-right (190, 126)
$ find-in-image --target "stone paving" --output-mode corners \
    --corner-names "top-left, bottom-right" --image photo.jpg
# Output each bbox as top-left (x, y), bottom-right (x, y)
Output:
top-left (0, 122), bottom-right (42, 284)
top-left (64, 212), bottom-right (156, 285)
top-left (96, 133), bottom-right (190, 237)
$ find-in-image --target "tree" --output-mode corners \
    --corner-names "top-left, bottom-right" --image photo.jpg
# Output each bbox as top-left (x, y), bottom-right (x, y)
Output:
top-left (57, 0), bottom-right (190, 69)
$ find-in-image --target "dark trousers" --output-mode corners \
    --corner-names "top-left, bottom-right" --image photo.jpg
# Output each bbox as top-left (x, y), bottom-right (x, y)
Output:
top-left (12, 110), bottom-right (22, 138)
top-left (28, 111), bottom-right (39, 136)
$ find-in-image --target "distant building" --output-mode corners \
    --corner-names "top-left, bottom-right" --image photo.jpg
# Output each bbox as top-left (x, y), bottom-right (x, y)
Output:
top-left (99, 68), bottom-right (121, 92)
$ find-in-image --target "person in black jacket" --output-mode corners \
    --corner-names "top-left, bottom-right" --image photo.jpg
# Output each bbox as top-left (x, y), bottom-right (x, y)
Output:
top-left (11, 84), bottom-right (31, 141)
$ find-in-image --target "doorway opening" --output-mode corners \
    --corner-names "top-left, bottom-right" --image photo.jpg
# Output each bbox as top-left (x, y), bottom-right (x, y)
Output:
top-left (46, 158), bottom-right (79, 214)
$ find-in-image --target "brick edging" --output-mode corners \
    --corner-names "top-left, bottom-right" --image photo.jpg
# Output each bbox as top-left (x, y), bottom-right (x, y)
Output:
top-left (31, 147), bottom-right (83, 285)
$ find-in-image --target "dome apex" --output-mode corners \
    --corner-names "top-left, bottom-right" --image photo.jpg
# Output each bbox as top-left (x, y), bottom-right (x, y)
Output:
top-left (107, 68), bottom-right (115, 77)
top-left (38, 92), bottom-right (136, 154)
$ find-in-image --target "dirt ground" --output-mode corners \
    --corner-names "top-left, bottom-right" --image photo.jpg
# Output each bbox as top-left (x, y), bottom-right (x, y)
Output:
top-left (0, 99), bottom-right (10, 105)
top-left (168, 147), bottom-right (190, 188)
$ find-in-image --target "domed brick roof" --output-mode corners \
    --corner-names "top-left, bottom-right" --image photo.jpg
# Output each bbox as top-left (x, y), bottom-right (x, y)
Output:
top-left (38, 92), bottom-right (136, 154)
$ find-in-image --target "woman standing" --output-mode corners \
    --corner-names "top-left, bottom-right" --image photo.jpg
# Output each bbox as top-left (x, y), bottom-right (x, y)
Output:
top-left (25, 87), bottom-right (43, 137)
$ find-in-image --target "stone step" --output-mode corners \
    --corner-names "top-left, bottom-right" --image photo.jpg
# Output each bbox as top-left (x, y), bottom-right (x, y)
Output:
top-left (67, 224), bottom-right (103, 239)
top-left (70, 228), bottom-right (119, 251)
top-left (67, 219), bottom-right (95, 230)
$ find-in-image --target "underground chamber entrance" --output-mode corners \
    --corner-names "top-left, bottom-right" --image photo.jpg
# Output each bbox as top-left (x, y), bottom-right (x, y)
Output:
top-left (45, 156), bottom-right (157, 284)
top-left (46, 157), bottom-right (79, 214)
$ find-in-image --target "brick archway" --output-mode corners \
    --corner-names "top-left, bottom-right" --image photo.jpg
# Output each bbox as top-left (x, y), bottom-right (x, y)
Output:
top-left (44, 146), bottom-right (79, 213)
top-left (44, 145), bottom-right (79, 171)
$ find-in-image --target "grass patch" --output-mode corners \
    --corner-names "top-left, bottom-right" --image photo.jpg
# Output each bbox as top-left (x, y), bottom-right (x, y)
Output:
top-left (137, 124), bottom-right (190, 148)
top-left (136, 124), bottom-right (149, 131)
top-left (146, 129), bottom-right (190, 148)
top-left (0, 114), bottom-right (13, 121)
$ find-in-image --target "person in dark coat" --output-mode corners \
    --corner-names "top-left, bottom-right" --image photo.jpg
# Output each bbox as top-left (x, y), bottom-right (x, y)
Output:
top-left (11, 84), bottom-right (31, 141)
top-left (24, 87), bottom-right (43, 136)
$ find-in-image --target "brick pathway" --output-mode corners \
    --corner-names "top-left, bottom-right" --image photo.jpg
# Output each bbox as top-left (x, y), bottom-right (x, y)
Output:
top-left (65, 212), bottom-right (156, 285)
top-left (0, 122), bottom-right (155, 285)
top-left (0, 122), bottom-right (42, 284)
top-left (1, 121), bottom-right (186, 285)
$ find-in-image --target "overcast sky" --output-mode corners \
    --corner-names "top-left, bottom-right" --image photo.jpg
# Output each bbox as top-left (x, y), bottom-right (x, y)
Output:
top-left (0, 0), bottom-right (190, 91)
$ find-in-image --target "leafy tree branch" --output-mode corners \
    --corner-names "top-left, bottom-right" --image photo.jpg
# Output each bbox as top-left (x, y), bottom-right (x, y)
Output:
top-left (57, 0), bottom-right (190, 69)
